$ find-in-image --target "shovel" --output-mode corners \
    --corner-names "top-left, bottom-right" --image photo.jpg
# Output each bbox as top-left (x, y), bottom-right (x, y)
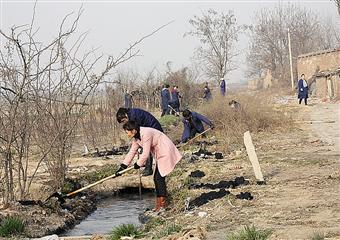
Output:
top-left (45, 166), bottom-right (134, 203)
top-left (176, 128), bottom-right (212, 149)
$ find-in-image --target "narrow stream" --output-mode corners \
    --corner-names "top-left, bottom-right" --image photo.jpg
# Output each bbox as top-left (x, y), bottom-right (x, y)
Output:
top-left (64, 193), bottom-right (154, 236)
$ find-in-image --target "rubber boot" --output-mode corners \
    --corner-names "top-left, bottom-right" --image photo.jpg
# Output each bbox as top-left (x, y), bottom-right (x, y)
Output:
top-left (159, 196), bottom-right (166, 209)
top-left (142, 156), bottom-right (153, 176)
top-left (153, 197), bottom-right (161, 212)
top-left (154, 196), bottom-right (166, 212)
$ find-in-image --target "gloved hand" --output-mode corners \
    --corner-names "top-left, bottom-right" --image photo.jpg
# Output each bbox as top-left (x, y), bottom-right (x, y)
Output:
top-left (300, 88), bottom-right (303, 91)
top-left (115, 164), bottom-right (127, 176)
top-left (134, 162), bottom-right (140, 169)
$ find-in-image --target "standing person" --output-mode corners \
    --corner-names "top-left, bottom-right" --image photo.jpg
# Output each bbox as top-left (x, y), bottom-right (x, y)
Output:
top-left (161, 84), bottom-right (171, 116)
top-left (298, 74), bottom-right (308, 105)
top-left (116, 107), bottom-right (163, 176)
top-left (202, 82), bottom-right (212, 102)
top-left (116, 121), bottom-right (182, 212)
top-left (169, 85), bottom-right (181, 114)
top-left (181, 109), bottom-right (214, 143)
top-left (220, 78), bottom-right (226, 96)
top-left (124, 90), bottom-right (134, 109)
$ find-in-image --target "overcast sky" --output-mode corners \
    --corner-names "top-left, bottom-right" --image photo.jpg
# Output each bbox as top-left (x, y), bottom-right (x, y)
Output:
top-left (1, 0), bottom-right (338, 83)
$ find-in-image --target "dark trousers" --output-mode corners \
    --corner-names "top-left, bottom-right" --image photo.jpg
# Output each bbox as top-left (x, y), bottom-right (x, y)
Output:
top-left (299, 98), bottom-right (307, 105)
top-left (189, 127), bottom-right (205, 140)
top-left (142, 154), bottom-right (153, 175)
top-left (161, 108), bottom-right (170, 117)
top-left (154, 165), bottom-right (166, 197)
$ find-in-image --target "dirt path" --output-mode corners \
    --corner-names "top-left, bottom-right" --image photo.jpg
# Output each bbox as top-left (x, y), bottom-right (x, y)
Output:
top-left (302, 103), bottom-right (340, 154)
top-left (204, 102), bottom-right (340, 240)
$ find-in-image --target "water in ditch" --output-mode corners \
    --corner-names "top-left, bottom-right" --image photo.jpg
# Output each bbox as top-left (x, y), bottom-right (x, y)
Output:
top-left (64, 192), bottom-right (154, 236)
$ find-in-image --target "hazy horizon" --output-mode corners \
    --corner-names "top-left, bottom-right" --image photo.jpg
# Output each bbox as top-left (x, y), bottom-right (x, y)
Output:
top-left (1, 0), bottom-right (338, 84)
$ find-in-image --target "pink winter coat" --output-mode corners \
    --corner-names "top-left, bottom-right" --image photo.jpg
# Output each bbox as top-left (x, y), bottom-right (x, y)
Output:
top-left (122, 127), bottom-right (182, 177)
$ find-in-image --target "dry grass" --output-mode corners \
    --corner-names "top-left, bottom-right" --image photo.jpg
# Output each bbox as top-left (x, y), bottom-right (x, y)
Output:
top-left (197, 92), bottom-right (293, 153)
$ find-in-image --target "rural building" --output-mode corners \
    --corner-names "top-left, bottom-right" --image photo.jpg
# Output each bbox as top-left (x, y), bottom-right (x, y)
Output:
top-left (247, 70), bottom-right (278, 90)
top-left (297, 48), bottom-right (340, 99)
top-left (314, 69), bottom-right (340, 100)
top-left (247, 78), bottom-right (261, 90)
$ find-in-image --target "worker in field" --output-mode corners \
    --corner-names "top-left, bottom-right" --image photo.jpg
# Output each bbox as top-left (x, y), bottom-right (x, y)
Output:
top-left (116, 107), bottom-right (163, 176)
top-left (160, 84), bottom-right (171, 116)
top-left (181, 109), bottom-right (214, 143)
top-left (116, 121), bottom-right (182, 212)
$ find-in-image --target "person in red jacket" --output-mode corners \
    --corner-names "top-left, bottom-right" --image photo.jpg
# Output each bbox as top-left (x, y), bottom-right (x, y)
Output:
top-left (116, 121), bottom-right (182, 212)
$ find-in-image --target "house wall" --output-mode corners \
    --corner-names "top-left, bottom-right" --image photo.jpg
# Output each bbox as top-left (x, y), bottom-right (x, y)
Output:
top-left (315, 77), bottom-right (328, 98)
top-left (315, 73), bottom-right (340, 99)
top-left (297, 49), bottom-right (340, 81)
top-left (335, 73), bottom-right (340, 99)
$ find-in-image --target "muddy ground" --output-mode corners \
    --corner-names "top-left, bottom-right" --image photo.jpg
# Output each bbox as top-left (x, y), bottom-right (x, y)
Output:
top-left (1, 98), bottom-right (339, 240)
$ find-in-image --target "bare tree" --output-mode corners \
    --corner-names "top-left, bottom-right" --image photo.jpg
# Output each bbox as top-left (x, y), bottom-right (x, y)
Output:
top-left (334, 0), bottom-right (340, 15)
top-left (246, 4), bottom-right (340, 86)
top-left (0, 6), bottom-right (167, 202)
top-left (185, 9), bottom-right (244, 83)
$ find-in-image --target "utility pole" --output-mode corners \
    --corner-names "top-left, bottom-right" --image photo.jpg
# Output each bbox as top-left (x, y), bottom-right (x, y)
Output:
top-left (288, 28), bottom-right (294, 91)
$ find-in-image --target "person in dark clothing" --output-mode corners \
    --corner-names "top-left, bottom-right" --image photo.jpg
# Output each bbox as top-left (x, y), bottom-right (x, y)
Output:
top-left (116, 107), bottom-right (163, 176)
top-left (124, 90), bottom-right (134, 108)
top-left (298, 74), bottom-right (308, 105)
top-left (161, 84), bottom-right (171, 116)
top-left (181, 109), bottom-right (214, 143)
top-left (169, 86), bottom-right (181, 114)
top-left (220, 78), bottom-right (226, 96)
top-left (203, 82), bottom-right (212, 102)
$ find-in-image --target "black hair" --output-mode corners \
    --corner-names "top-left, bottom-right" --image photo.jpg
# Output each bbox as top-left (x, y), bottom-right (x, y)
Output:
top-left (182, 109), bottom-right (192, 119)
top-left (164, 84), bottom-right (170, 88)
top-left (116, 108), bottom-right (129, 123)
top-left (122, 121), bottom-right (141, 139)
top-left (301, 74), bottom-right (305, 77)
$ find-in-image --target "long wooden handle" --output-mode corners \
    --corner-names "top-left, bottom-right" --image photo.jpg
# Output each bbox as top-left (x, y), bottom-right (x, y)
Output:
top-left (66, 166), bottom-right (134, 197)
top-left (176, 128), bottom-right (212, 148)
top-left (167, 104), bottom-right (180, 116)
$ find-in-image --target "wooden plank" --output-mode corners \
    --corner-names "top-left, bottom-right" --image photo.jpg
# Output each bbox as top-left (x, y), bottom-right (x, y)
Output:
top-left (243, 131), bottom-right (264, 182)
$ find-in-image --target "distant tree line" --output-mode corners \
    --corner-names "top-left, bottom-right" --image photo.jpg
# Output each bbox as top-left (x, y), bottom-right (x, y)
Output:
top-left (246, 4), bottom-right (340, 85)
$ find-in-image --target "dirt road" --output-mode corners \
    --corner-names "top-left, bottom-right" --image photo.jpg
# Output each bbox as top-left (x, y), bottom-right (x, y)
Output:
top-left (203, 102), bottom-right (340, 240)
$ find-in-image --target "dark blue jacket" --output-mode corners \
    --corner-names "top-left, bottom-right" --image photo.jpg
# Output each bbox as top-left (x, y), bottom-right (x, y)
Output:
top-left (298, 79), bottom-right (308, 99)
top-left (128, 108), bottom-right (163, 132)
top-left (181, 112), bottom-right (213, 142)
top-left (169, 90), bottom-right (180, 108)
top-left (161, 88), bottom-right (171, 110)
top-left (203, 87), bottom-right (212, 101)
top-left (220, 80), bottom-right (226, 96)
top-left (124, 93), bottom-right (133, 108)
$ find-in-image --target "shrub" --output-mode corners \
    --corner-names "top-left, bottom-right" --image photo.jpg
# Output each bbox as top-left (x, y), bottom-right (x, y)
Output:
top-left (0, 216), bottom-right (25, 237)
top-left (159, 115), bottom-right (180, 128)
top-left (310, 231), bottom-right (325, 240)
top-left (198, 93), bottom-right (292, 152)
top-left (226, 225), bottom-right (272, 240)
top-left (109, 223), bottom-right (142, 240)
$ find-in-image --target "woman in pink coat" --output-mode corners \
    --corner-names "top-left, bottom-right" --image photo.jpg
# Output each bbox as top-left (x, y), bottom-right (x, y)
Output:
top-left (116, 121), bottom-right (182, 212)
